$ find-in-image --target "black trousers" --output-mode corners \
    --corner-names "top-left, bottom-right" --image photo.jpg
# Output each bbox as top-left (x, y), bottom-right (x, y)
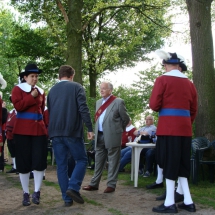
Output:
top-left (14, 134), bottom-right (48, 173)
top-left (156, 135), bottom-right (192, 180)
top-left (7, 139), bottom-right (16, 158)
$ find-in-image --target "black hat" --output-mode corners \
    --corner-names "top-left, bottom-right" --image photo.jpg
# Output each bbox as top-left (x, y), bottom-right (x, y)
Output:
top-left (156, 50), bottom-right (187, 71)
top-left (19, 64), bottom-right (42, 78)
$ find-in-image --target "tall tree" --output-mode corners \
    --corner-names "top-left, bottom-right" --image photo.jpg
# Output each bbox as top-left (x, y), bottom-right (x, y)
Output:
top-left (82, 1), bottom-right (170, 97)
top-left (10, 0), bottom-right (171, 96)
top-left (186, 0), bottom-right (215, 140)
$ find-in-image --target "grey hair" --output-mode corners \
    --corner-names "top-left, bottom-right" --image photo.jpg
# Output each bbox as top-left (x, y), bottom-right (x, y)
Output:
top-left (102, 81), bottom-right (113, 91)
top-left (146, 115), bottom-right (154, 121)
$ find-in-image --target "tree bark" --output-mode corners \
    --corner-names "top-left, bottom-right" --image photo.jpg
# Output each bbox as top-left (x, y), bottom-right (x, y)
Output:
top-left (67, 0), bottom-right (83, 84)
top-left (89, 66), bottom-right (97, 98)
top-left (186, 0), bottom-right (215, 140)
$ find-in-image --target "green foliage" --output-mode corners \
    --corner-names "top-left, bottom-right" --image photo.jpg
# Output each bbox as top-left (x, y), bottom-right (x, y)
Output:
top-left (8, 24), bottom-right (66, 82)
top-left (0, 9), bottom-right (25, 106)
top-left (82, 0), bottom-right (172, 78)
top-left (0, 8), bottom-right (64, 109)
top-left (113, 85), bottom-right (142, 124)
top-left (130, 65), bottom-right (162, 125)
top-left (10, 0), bottom-right (172, 98)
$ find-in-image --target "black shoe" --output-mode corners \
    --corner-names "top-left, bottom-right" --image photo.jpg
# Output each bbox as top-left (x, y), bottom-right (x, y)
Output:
top-left (118, 169), bottom-right (125, 173)
top-left (178, 202), bottom-right (196, 212)
top-left (22, 193), bottom-right (31, 206)
top-left (66, 189), bottom-right (84, 204)
top-left (175, 192), bottom-right (184, 203)
top-left (65, 201), bottom-right (73, 207)
top-left (146, 182), bottom-right (164, 189)
top-left (152, 203), bottom-right (178, 213)
top-left (43, 176), bottom-right (45, 180)
top-left (32, 191), bottom-right (40, 205)
top-left (156, 191), bottom-right (166, 201)
top-left (6, 168), bottom-right (17, 173)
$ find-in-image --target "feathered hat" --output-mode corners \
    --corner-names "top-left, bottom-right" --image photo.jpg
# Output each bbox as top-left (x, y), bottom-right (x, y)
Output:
top-left (155, 50), bottom-right (187, 71)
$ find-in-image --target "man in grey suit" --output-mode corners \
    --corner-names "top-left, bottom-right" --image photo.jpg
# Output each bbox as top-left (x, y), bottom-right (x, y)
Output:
top-left (83, 81), bottom-right (130, 193)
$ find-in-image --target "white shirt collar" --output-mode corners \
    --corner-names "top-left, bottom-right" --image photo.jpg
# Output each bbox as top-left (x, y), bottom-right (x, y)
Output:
top-left (102, 94), bottom-right (112, 104)
top-left (163, 69), bottom-right (188, 79)
top-left (17, 82), bottom-right (44, 94)
top-left (126, 124), bottom-right (135, 131)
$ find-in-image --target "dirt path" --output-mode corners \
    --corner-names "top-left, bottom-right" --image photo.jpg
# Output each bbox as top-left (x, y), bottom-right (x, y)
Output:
top-left (0, 165), bottom-right (214, 215)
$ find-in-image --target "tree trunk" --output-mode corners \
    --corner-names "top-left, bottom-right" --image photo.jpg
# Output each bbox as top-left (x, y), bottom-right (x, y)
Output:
top-left (186, 0), bottom-right (215, 140)
top-left (67, 0), bottom-right (83, 84)
top-left (89, 66), bottom-right (97, 98)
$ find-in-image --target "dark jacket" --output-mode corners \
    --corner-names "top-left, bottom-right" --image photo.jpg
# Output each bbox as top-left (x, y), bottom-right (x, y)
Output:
top-left (47, 81), bottom-right (93, 139)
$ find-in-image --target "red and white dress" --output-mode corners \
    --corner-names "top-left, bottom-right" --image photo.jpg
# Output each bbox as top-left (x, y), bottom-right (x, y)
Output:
top-left (11, 82), bottom-right (47, 173)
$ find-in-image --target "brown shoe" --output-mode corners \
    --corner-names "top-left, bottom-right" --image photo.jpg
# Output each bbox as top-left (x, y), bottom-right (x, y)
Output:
top-left (82, 185), bottom-right (98, 191)
top-left (104, 187), bottom-right (115, 193)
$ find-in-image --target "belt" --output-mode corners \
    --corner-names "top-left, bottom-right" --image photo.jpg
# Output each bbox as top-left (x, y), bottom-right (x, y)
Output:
top-left (16, 112), bottom-right (43, 120)
top-left (98, 131), bottom-right (103, 134)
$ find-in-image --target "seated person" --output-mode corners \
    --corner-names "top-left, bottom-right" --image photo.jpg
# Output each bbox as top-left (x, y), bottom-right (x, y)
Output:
top-left (121, 120), bottom-right (136, 149)
top-left (139, 148), bottom-right (156, 177)
top-left (118, 115), bottom-right (156, 173)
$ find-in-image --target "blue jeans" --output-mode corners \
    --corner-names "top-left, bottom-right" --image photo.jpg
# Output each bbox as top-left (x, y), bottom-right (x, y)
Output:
top-left (139, 148), bottom-right (155, 173)
top-left (68, 152), bottom-right (75, 178)
top-left (119, 147), bottom-right (132, 171)
top-left (52, 137), bottom-right (88, 203)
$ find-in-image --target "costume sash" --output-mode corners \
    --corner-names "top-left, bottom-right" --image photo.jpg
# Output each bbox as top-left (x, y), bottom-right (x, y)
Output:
top-left (94, 95), bottom-right (117, 122)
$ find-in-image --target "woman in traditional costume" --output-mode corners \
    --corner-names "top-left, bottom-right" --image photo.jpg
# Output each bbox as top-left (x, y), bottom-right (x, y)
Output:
top-left (11, 64), bottom-right (47, 206)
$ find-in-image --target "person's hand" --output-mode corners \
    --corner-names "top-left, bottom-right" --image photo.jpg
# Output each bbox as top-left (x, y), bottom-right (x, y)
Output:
top-left (31, 88), bottom-right (38, 98)
top-left (87, 132), bottom-right (94, 140)
top-left (140, 131), bottom-right (149, 136)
